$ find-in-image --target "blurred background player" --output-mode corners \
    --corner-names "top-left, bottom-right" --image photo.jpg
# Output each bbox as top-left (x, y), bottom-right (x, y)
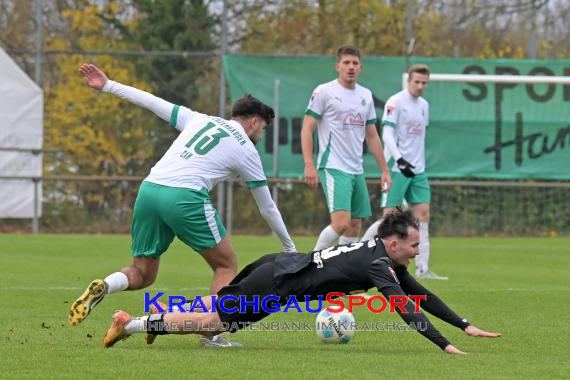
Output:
top-left (302, 46), bottom-right (391, 251)
top-left (361, 64), bottom-right (446, 280)
top-left (102, 209), bottom-right (500, 354)
top-left (69, 63), bottom-right (296, 347)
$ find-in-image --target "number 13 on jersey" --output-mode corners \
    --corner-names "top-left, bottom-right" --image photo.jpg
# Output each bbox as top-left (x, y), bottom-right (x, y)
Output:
top-left (180, 122), bottom-right (230, 160)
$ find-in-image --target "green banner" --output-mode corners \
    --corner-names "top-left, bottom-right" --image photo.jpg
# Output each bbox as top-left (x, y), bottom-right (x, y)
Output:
top-left (224, 55), bottom-right (570, 180)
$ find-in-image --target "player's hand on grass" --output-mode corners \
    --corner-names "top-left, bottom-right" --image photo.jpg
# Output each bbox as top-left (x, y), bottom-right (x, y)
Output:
top-left (396, 158), bottom-right (415, 178)
top-left (79, 63), bottom-right (109, 90)
top-left (444, 344), bottom-right (467, 355)
top-left (464, 325), bottom-right (502, 338)
top-left (304, 163), bottom-right (319, 188)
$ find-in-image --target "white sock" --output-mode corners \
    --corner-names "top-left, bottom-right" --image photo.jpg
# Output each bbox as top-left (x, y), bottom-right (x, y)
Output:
top-left (314, 225), bottom-right (340, 250)
top-left (416, 222), bottom-right (430, 275)
top-left (104, 272), bottom-right (129, 294)
top-left (339, 235), bottom-right (358, 245)
top-left (361, 219), bottom-right (382, 242)
top-left (179, 302), bottom-right (192, 312)
top-left (124, 316), bottom-right (148, 335)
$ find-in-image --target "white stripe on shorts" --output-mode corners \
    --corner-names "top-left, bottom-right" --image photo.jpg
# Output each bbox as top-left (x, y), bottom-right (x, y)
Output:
top-left (204, 203), bottom-right (222, 244)
top-left (381, 192), bottom-right (388, 208)
top-left (325, 170), bottom-right (335, 211)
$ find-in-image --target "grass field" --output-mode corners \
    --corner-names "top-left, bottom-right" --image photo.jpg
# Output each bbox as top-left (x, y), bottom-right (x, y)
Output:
top-left (1, 234), bottom-right (569, 379)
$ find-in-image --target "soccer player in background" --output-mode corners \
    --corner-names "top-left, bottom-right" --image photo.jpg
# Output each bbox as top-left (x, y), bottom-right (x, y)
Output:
top-left (361, 64), bottom-right (447, 280)
top-left (101, 209), bottom-right (500, 354)
top-left (69, 63), bottom-right (296, 347)
top-left (301, 45), bottom-right (392, 251)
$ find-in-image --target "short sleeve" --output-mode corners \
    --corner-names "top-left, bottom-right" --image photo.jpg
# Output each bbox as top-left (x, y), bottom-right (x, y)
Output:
top-left (382, 97), bottom-right (399, 128)
top-left (170, 105), bottom-right (202, 132)
top-left (235, 151), bottom-right (268, 189)
top-left (304, 86), bottom-right (327, 120)
top-left (366, 93), bottom-right (377, 125)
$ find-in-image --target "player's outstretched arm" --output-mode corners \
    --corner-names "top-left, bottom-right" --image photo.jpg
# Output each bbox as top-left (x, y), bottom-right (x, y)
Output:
top-left (79, 63), bottom-right (178, 126)
top-left (396, 267), bottom-right (470, 329)
top-left (444, 344), bottom-right (467, 355)
top-left (250, 186), bottom-right (296, 252)
top-left (464, 325), bottom-right (502, 338)
top-left (237, 151), bottom-right (296, 252)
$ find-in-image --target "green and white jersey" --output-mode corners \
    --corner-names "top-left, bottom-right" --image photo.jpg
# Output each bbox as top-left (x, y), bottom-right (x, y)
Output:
top-left (382, 90), bottom-right (429, 174)
top-left (145, 105), bottom-right (267, 192)
top-left (305, 80), bottom-right (377, 175)
top-left (102, 79), bottom-right (295, 251)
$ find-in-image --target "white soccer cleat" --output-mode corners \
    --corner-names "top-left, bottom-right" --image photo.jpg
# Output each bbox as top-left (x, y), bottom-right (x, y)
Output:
top-left (200, 334), bottom-right (242, 348)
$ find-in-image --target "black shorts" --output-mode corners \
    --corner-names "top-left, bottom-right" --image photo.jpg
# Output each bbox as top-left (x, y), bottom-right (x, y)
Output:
top-left (216, 253), bottom-right (286, 332)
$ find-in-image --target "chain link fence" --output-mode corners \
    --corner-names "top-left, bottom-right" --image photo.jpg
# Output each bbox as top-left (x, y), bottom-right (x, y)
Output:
top-left (1, 177), bottom-right (569, 237)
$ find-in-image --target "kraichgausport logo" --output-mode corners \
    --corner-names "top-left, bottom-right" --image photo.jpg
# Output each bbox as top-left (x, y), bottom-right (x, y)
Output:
top-left (144, 292), bottom-right (426, 314)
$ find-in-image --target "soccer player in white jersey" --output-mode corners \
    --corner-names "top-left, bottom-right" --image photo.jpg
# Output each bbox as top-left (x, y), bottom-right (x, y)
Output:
top-left (69, 63), bottom-right (296, 347)
top-left (361, 64), bottom-right (447, 280)
top-left (301, 46), bottom-right (392, 251)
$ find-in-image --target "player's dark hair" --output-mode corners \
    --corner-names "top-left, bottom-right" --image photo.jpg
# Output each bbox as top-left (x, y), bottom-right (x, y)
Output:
top-left (408, 63), bottom-right (430, 78)
top-left (336, 45), bottom-right (361, 62)
top-left (231, 94), bottom-right (275, 125)
top-left (377, 208), bottom-right (419, 240)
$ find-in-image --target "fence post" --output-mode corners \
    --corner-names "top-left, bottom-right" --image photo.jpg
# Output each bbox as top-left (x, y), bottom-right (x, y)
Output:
top-left (32, 177), bottom-right (40, 234)
top-left (272, 79), bottom-right (280, 206)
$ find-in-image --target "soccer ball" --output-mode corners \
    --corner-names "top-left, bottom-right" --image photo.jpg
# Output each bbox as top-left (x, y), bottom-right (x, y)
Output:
top-left (315, 306), bottom-right (356, 344)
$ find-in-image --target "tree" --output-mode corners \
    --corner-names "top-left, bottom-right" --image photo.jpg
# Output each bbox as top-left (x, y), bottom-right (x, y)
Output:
top-left (43, 0), bottom-right (158, 226)
top-left (227, 0), bottom-right (570, 59)
top-left (128, 0), bottom-right (218, 160)
top-left (233, 0), bottom-right (406, 56)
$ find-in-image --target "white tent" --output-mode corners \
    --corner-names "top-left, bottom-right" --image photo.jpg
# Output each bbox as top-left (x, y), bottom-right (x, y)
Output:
top-left (0, 47), bottom-right (43, 218)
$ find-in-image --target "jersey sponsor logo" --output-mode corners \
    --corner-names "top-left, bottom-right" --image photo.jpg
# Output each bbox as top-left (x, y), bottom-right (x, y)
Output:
top-left (343, 112), bottom-right (365, 127)
top-left (406, 121), bottom-right (423, 135)
top-left (386, 105), bottom-right (395, 116)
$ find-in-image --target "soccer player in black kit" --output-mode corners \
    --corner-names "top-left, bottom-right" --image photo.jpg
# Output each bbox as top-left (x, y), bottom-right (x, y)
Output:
top-left (103, 209), bottom-right (501, 354)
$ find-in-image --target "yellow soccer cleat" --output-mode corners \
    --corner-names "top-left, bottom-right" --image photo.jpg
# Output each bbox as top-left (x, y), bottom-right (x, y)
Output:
top-left (102, 310), bottom-right (132, 348)
top-left (69, 279), bottom-right (108, 326)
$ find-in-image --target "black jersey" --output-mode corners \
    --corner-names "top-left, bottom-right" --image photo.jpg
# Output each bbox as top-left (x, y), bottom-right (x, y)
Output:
top-left (271, 239), bottom-right (470, 350)
top-left (273, 239), bottom-right (398, 295)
